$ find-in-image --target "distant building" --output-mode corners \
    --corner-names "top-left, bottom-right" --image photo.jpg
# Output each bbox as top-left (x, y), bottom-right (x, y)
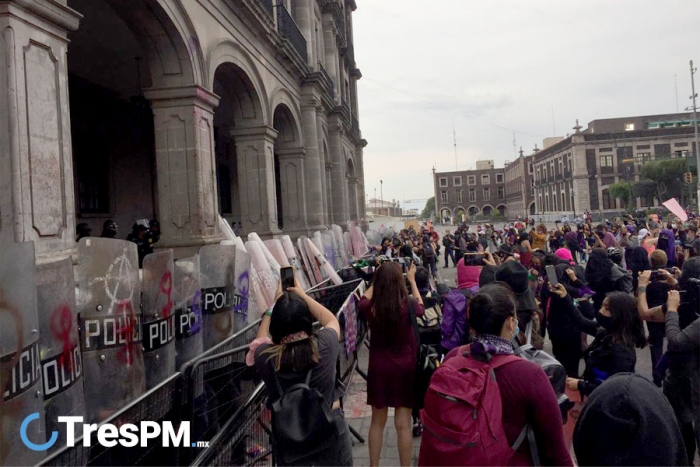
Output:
top-left (433, 162), bottom-right (507, 223)
top-left (533, 113), bottom-right (698, 221)
top-left (504, 151), bottom-right (535, 218)
top-left (366, 198), bottom-right (402, 217)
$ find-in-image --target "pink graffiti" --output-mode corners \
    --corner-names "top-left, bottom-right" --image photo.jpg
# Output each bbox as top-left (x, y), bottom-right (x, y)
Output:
top-left (116, 301), bottom-right (139, 365)
top-left (49, 304), bottom-right (75, 372)
top-left (160, 271), bottom-right (173, 318)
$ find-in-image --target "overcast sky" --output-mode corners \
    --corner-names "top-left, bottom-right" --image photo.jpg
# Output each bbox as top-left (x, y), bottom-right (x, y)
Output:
top-left (353, 0), bottom-right (700, 213)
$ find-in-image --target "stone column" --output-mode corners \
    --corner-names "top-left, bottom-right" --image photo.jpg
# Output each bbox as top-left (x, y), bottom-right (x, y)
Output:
top-left (316, 110), bottom-right (330, 226)
top-left (0, 0), bottom-right (81, 259)
top-left (300, 97), bottom-right (326, 231)
top-left (231, 126), bottom-right (281, 238)
top-left (276, 147), bottom-right (309, 236)
top-left (354, 143), bottom-right (367, 229)
top-left (144, 86), bottom-right (222, 256)
top-left (329, 123), bottom-right (349, 228)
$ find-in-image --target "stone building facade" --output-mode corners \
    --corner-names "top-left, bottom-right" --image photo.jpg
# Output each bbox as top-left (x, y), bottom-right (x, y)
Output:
top-left (0, 0), bottom-right (366, 264)
top-left (433, 163), bottom-right (507, 223)
top-left (504, 151), bottom-right (535, 218)
top-left (532, 113), bottom-right (698, 221)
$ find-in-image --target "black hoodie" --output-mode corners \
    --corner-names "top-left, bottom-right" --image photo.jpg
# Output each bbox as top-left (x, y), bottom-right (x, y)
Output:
top-left (573, 373), bottom-right (688, 466)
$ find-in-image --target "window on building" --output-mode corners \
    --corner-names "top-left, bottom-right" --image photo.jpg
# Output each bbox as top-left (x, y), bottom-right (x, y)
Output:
top-left (498, 186), bottom-right (504, 199)
top-left (636, 144), bottom-right (650, 150)
top-left (625, 123), bottom-right (635, 131)
top-left (602, 189), bottom-right (612, 210)
top-left (634, 152), bottom-right (652, 164)
top-left (675, 141), bottom-right (689, 147)
top-left (528, 163), bottom-right (533, 174)
top-left (496, 174), bottom-right (504, 183)
top-left (675, 150), bottom-right (689, 158)
top-left (552, 193), bottom-right (558, 211)
top-left (599, 148), bottom-right (613, 153)
top-left (481, 174), bottom-right (490, 185)
top-left (483, 187), bottom-right (490, 201)
top-left (467, 175), bottom-right (476, 185)
top-left (453, 176), bottom-right (462, 186)
top-left (441, 190), bottom-right (448, 203)
top-left (439, 177), bottom-right (448, 187)
top-left (600, 155), bottom-right (613, 167)
top-left (456, 190), bottom-right (463, 203)
top-left (469, 188), bottom-right (476, 202)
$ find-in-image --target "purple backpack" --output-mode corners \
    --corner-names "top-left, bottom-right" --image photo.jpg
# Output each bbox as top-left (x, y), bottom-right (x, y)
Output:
top-left (440, 289), bottom-right (472, 350)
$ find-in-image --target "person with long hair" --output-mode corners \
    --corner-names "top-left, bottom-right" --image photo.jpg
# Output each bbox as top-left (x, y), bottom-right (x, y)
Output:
top-left (359, 262), bottom-right (424, 467)
top-left (557, 288), bottom-right (647, 397)
top-left (253, 278), bottom-right (351, 466)
top-left (585, 248), bottom-right (633, 311)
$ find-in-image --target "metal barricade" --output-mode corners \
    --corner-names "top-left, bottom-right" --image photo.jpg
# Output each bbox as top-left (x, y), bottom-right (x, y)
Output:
top-left (39, 373), bottom-right (182, 467)
top-left (182, 345), bottom-right (271, 467)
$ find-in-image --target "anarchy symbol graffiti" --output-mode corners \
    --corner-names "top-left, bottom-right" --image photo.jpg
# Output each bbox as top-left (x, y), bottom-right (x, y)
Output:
top-left (91, 247), bottom-right (135, 314)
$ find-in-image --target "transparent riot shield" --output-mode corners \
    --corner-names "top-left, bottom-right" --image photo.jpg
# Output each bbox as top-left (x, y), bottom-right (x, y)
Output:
top-left (0, 241), bottom-right (47, 465)
top-left (36, 257), bottom-right (85, 454)
top-left (199, 245), bottom-right (236, 349)
top-left (232, 249), bottom-right (251, 329)
top-left (78, 238), bottom-right (145, 423)
top-left (174, 256), bottom-right (203, 369)
top-left (141, 251), bottom-right (175, 389)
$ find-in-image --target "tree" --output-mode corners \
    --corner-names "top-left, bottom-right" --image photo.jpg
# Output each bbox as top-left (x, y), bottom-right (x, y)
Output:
top-left (421, 197), bottom-right (435, 219)
top-left (631, 180), bottom-right (658, 208)
top-left (608, 181), bottom-right (632, 211)
top-left (640, 159), bottom-right (686, 203)
top-left (492, 208), bottom-right (504, 218)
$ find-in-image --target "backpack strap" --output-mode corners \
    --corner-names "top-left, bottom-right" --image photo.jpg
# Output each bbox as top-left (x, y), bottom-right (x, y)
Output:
top-left (511, 425), bottom-right (541, 466)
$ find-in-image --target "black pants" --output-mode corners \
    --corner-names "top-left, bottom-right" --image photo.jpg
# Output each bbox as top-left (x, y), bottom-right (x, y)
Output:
top-left (647, 321), bottom-right (665, 386)
top-left (277, 409), bottom-right (353, 466)
top-left (444, 246), bottom-right (457, 266)
top-left (550, 333), bottom-right (582, 378)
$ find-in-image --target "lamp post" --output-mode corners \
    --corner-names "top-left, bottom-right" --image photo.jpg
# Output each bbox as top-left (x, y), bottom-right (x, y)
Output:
top-left (689, 60), bottom-right (700, 210)
top-left (374, 188), bottom-right (377, 214)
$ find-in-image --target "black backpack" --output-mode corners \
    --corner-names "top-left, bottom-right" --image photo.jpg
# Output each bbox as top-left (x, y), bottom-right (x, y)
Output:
top-left (269, 365), bottom-right (339, 464)
top-left (423, 242), bottom-right (435, 258)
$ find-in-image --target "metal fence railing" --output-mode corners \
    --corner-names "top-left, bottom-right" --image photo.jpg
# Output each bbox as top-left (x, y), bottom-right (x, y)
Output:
top-left (276, 2), bottom-right (307, 61)
top-left (38, 266), bottom-right (368, 467)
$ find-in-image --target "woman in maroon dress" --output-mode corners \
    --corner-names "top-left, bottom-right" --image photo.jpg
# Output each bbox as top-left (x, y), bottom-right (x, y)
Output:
top-left (359, 261), bottom-right (424, 467)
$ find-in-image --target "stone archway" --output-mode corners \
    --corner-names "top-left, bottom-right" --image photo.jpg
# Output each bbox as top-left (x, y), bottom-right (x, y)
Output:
top-left (482, 205), bottom-right (494, 217)
top-left (273, 103), bottom-right (305, 232)
top-left (212, 60), bottom-right (275, 236)
top-left (529, 202), bottom-right (536, 215)
top-left (496, 204), bottom-right (507, 218)
top-left (67, 0), bottom-right (207, 245)
top-left (440, 207), bottom-right (452, 224)
top-left (468, 206), bottom-right (479, 217)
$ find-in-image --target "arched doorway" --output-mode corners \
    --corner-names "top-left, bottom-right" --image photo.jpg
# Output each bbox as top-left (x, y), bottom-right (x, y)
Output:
top-left (67, 0), bottom-right (203, 242)
top-left (529, 202), bottom-right (536, 215)
top-left (440, 208), bottom-right (452, 224)
top-left (212, 61), bottom-right (266, 234)
top-left (454, 207), bottom-right (466, 222)
top-left (467, 206), bottom-right (479, 217)
top-left (482, 205), bottom-right (494, 217)
top-left (496, 204), bottom-right (507, 218)
top-left (272, 104), bottom-right (303, 231)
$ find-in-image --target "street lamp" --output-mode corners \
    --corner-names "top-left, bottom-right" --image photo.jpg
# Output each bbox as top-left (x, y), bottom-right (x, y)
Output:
top-left (380, 180), bottom-right (383, 216)
top-left (688, 60), bottom-right (700, 210)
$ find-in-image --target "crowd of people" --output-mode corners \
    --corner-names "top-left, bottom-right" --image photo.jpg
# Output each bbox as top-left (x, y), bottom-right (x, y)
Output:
top-left (250, 213), bottom-right (699, 466)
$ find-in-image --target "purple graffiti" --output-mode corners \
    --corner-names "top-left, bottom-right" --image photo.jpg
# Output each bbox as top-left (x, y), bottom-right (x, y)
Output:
top-left (234, 271), bottom-right (250, 317)
top-left (190, 289), bottom-right (202, 334)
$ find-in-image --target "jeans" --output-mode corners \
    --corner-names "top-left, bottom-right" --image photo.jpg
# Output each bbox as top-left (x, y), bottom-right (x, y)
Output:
top-left (425, 255), bottom-right (437, 277)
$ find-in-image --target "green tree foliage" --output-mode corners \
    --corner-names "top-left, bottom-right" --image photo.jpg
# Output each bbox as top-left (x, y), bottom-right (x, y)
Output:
top-left (608, 181), bottom-right (632, 211)
top-left (639, 159), bottom-right (686, 202)
top-left (631, 180), bottom-right (658, 208)
top-left (492, 208), bottom-right (504, 218)
top-left (421, 197), bottom-right (435, 219)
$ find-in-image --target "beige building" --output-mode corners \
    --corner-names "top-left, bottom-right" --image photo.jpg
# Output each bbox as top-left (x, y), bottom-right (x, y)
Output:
top-left (0, 0), bottom-right (366, 266)
top-left (532, 113), bottom-right (698, 221)
top-left (504, 151), bottom-right (535, 218)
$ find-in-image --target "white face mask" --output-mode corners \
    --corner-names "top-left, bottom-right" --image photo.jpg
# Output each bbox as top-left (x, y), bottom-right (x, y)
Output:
top-left (671, 224), bottom-right (677, 229)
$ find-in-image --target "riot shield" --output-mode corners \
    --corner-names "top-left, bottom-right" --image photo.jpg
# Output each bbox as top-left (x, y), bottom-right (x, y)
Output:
top-left (141, 251), bottom-right (176, 389)
top-left (78, 238), bottom-right (145, 423)
top-left (232, 249), bottom-right (251, 329)
top-left (36, 257), bottom-right (85, 454)
top-left (0, 241), bottom-right (47, 465)
top-left (199, 245), bottom-right (236, 349)
top-left (174, 256), bottom-right (203, 369)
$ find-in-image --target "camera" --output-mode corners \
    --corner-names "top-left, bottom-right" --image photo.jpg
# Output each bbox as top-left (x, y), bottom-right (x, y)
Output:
top-left (463, 253), bottom-right (485, 266)
top-left (650, 268), bottom-right (674, 280)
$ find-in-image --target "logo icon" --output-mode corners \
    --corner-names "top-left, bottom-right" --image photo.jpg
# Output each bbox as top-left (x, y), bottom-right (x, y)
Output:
top-left (21, 413), bottom-right (58, 451)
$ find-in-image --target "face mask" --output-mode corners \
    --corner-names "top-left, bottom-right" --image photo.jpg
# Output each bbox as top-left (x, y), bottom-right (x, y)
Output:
top-left (672, 224), bottom-right (677, 229)
top-left (596, 312), bottom-right (613, 329)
